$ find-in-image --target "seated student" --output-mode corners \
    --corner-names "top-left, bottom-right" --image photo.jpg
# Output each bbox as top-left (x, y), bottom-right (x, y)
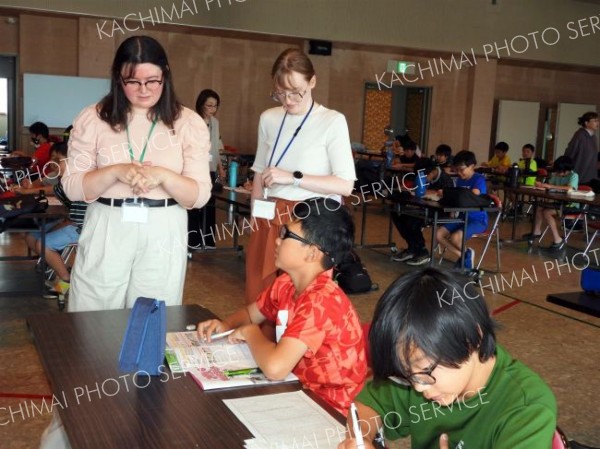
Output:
top-left (391, 158), bottom-right (454, 266)
top-left (10, 121), bottom-right (53, 172)
top-left (519, 143), bottom-right (538, 186)
top-left (482, 141), bottom-right (511, 174)
top-left (391, 140), bottom-right (419, 170)
top-left (12, 142), bottom-right (66, 195)
top-left (522, 155), bottom-right (578, 250)
top-left (24, 145), bottom-right (88, 295)
top-left (434, 144), bottom-right (453, 173)
top-left (338, 268), bottom-right (557, 449)
top-left (435, 150), bottom-right (487, 270)
top-left (197, 198), bottom-right (367, 415)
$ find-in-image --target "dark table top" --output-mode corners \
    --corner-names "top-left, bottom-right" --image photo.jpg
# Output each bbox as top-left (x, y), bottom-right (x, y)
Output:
top-left (27, 305), bottom-right (309, 449)
top-left (504, 186), bottom-right (600, 207)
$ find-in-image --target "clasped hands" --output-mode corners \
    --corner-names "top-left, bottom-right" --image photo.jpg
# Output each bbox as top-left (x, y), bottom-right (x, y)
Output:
top-left (118, 161), bottom-right (165, 196)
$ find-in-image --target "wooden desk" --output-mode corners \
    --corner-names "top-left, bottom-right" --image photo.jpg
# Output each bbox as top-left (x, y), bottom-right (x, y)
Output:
top-left (27, 305), bottom-right (311, 449)
top-left (503, 186), bottom-right (600, 242)
top-left (547, 292), bottom-right (600, 318)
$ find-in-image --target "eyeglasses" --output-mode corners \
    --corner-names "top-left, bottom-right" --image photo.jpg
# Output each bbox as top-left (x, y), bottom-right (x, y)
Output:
top-left (121, 77), bottom-right (164, 91)
top-left (270, 90), bottom-right (306, 104)
top-left (279, 225), bottom-right (330, 257)
top-left (389, 361), bottom-right (439, 386)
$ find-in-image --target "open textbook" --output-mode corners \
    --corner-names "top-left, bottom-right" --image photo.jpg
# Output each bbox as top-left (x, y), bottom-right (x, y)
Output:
top-left (165, 331), bottom-right (298, 390)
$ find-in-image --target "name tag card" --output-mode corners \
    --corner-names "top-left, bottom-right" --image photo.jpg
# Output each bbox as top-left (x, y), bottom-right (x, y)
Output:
top-left (121, 202), bottom-right (149, 223)
top-left (252, 198), bottom-right (276, 220)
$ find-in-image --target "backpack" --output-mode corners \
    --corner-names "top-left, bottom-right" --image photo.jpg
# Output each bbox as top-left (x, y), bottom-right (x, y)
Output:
top-left (334, 250), bottom-right (378, 294)
top-left (0, 192), bottom-right (49, 232)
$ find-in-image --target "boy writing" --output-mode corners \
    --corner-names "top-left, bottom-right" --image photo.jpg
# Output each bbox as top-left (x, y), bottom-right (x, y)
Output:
top-left (482, 141), bottom-right (511, 174)
top-left (197, 197), bottom-right (367, 414)
top-left (339, 268), bottom-right (556, 449)
top-left (435, 150), bottom-right (487, 270)
top-left (391, 158), bottom-right (454, 266)
top-left (522, 155), bottom-right (578, 250)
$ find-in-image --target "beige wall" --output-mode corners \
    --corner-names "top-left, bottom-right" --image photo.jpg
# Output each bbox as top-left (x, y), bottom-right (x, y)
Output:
top-left (1, 0), bottom-right (600, 67)
top-left (4, 9), bottom-right (600, 162)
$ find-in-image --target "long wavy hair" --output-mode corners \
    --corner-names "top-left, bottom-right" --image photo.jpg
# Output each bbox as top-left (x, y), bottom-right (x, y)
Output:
top-left (97, 35), bottom-right (181, 130)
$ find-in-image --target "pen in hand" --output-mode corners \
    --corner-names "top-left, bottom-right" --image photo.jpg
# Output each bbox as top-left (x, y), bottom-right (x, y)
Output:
top-left (350, 402), bottom-right (365, 449)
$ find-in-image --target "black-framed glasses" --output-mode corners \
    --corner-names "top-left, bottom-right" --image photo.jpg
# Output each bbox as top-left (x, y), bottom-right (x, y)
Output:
top-left (279, 225), bottom-right (330, 257)
top-left (389, 361), bottom-right (439, 386)
top-left (270, 89), bottom-right (306, 104)
top-left (121, 76), bottom-right (164, 91)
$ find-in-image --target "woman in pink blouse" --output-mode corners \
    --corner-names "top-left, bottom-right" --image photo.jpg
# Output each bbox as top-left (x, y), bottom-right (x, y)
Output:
top-left (61, 35), bottom-right (211, 312)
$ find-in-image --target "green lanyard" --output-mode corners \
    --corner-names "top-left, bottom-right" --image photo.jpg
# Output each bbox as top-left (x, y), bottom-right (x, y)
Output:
top-left (126, 118), bottom-right (157, 163)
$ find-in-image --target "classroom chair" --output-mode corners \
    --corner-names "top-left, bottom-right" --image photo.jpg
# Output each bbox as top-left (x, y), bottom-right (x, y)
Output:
top-left (44, 243), bottom-right (77, 281)
top-left (537, 185), bottom-right (593, 248)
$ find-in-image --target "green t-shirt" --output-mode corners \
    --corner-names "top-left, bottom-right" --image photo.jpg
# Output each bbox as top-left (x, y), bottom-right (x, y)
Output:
top-left (518, 158), bottom-right (538, 186)
top-left (356, 345), bottom-right (556, 449)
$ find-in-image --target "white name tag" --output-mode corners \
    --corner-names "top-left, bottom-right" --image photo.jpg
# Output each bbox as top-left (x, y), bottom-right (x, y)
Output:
top-left (252, 198), bottom-right (276, 220)
top-left (276, 310), bottom-right (289, 343)
top-left (121, 202), bottom-right (149, 223)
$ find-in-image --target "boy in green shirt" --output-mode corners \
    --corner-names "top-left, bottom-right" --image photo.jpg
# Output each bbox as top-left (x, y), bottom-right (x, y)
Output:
top-left (518, 143), bottom-right (538, 186)
top-left (339, 267), bottom-right (556, 449)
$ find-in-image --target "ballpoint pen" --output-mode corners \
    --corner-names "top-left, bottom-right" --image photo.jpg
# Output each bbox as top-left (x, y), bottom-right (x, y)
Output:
top-left (223, 367), bottom-right (261, 377)
top-left (209, 329), bottom-right (235, 341)
top-left (350, 402), bottom-right (365, 449)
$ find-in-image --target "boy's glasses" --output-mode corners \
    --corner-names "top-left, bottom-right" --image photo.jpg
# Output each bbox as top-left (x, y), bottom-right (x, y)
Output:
top-left (389, 361), bottom-right (439, 386)
top-left (279, 225), bottom-right (331, 258)
top-left (121, 77), bottom-right (164, 91)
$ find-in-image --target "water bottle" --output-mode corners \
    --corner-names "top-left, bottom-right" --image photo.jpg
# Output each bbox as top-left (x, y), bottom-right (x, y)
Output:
top-left (385, 146), bottom-right (394, 168)
top-left (508, 163), bottom-right (520, 189)
top-left (415, 169), bottom-right (427, 198)
top-left (228, 160), bottom-right (239, 188)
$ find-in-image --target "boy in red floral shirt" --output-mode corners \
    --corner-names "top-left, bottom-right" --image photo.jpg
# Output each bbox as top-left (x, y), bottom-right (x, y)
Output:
top-left (198, 197), bottom-right (367, 414)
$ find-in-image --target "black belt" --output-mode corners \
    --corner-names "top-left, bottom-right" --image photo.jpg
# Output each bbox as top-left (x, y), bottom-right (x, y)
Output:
top-left (97, 197), bottom-right (178, 207)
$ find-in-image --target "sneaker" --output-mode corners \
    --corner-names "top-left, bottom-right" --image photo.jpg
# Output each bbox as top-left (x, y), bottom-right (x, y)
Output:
top-left (392, 249), bottom-right (415, 262)
top-left (464, 247), bottom-right (475, 270)
top-left (406, 252), bottom-right (431, 266)
top-left (547, 240), bottom-right (564, 251)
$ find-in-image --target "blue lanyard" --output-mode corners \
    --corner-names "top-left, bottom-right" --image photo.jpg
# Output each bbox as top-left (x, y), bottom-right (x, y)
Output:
top-left (267, 100), bottom-right (315, 168)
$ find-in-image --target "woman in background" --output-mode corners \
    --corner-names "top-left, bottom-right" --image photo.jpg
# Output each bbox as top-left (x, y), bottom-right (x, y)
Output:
top-left (188, 89), bottom-right (226, 250)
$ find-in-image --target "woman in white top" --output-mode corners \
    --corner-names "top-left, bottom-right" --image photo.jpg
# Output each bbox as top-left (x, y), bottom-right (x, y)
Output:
top-left (188, 89), bottom-right (226, 249)
top-left (246, 48), bottom-right (356, 304)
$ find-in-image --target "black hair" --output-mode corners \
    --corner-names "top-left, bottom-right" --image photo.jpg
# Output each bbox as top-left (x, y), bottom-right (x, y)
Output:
top-left (403, 140), bottom-right (417, 151)
top-left (414, 157), bottom-right (436, 175)
top-left (435, 144), bottom-right (452, 158)
top-left (494, 141), bottom-right (509, 152)
top-left (292, 197), bottom-right (354, 270)
top-left (578, 111), bottom-right (598, 127)
top-left (522, 143), bottom-right (534, 152)
top-left (369, 267), bottom-right (497, 381)
top-left (553, 155), bottom-right (574, 173)
top-left (50, 141), bottom-right (68, 157)
top-left (195, 89), bottom-right (220, 119)
top-left (98, 35), bottom-right (181, 131)
top-left (29, 122), bottom-right (49, 139)
top-left (453, 149), bottom-right (477, 167)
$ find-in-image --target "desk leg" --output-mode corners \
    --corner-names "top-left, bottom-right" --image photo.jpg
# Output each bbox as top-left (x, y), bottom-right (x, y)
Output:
top-left (430, 210), bottom-right (438, 267)
top-left (39, 218), bottom-right (47, 294)
top-left (360, 200), bottom-right (368, 246)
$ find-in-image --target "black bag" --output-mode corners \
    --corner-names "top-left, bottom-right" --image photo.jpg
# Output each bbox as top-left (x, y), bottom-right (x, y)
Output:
top-left (334, 250), bottom-right (378, 294)
top-left (0, 192), bottom-right (49, 232)
top-left (354, 159), bottom-right (384, 195)
top-left (439, 188), bottom-right (493, 208)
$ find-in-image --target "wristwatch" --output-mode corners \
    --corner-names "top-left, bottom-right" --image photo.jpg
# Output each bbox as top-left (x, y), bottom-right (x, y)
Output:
top-left (293, 171), bottom-right (303, 187)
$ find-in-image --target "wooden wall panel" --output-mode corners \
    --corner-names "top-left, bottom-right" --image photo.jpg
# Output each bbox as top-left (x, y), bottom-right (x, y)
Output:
top-left (78, 18), bottom-right (117, 78)
top-left (19, 14), bottom-right (77, 75)
top-left (0, 15), bottom-right (19, 54)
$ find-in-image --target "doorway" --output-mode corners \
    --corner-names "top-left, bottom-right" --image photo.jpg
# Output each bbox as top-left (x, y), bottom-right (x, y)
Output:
top-left (0, 56), bottom-right (16, 154)
top-left (361, 83), bottom-right (432, 153)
